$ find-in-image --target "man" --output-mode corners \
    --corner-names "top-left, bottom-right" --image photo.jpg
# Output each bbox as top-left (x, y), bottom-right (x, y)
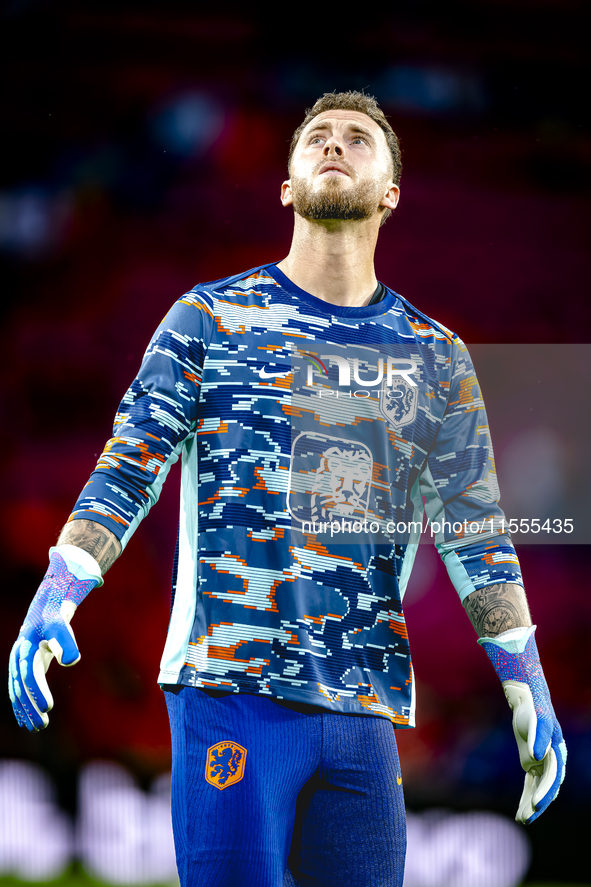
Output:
top-left (9, 92), bottom-right (566, 887)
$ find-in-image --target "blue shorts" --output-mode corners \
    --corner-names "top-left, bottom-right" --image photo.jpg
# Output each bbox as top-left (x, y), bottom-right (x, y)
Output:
top-left (164, 687), bottom-right (406, 887)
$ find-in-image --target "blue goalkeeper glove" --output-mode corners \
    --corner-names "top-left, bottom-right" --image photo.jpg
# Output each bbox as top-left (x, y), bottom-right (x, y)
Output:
top-left (479, 625), bottom-right (566, 824)
top-left (8, 545), bottom-right (102, 732)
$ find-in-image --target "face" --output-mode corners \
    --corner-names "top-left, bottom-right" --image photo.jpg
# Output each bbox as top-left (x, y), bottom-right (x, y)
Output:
top-left (283, 110), bottom-right (399, 222)
top-left (311, 446), bottom-right (372, 518)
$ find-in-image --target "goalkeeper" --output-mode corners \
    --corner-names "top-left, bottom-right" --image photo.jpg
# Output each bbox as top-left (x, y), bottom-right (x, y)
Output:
top-left (9, 90), bottom-right (565, 887)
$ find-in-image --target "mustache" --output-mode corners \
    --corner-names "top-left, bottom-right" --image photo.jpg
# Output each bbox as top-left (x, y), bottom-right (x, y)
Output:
top-left (314, 158), bottom-right (356, 177)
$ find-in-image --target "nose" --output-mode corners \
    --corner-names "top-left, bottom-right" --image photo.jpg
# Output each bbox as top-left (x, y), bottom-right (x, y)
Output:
top-left (323, 136), bottom-right (343, 157)
top-left (340, 468), bottom-right (354, 492)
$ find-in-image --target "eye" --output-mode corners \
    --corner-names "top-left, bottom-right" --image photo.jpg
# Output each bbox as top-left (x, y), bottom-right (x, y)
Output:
top-left (309, 136), bottom-right (324, 145)
top-left (351, 137), bottom-right (368, 145)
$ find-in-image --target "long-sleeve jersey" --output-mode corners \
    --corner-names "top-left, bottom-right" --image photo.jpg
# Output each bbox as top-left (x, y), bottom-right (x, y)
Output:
top-left (69, 263), bottom-right (523, 726)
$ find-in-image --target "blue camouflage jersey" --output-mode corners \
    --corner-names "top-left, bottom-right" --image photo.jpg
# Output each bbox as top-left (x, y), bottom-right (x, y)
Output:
top-left (69, 263), bottom-right (522, 726)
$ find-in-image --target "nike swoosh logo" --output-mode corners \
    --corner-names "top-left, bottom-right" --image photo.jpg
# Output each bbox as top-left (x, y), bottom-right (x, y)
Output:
top-left (259, 367), bottom-right (291, 379)
top-left (396, 772), bottom-right (402, 785)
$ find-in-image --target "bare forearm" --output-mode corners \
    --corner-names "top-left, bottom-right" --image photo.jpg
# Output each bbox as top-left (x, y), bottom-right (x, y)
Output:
top-left (462, 583), bottom-right (532, 638)
top-left (57, 520), bottom-right (122, 573)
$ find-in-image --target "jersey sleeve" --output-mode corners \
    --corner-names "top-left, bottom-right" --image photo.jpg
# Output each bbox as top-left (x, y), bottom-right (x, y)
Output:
top-left (418, 335), bottom-right (523, 600)
top-left (67, 289), bottom-right (214, 549)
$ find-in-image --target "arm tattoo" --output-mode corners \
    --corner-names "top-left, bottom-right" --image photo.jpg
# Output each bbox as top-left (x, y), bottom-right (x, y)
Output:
top-left (462, 583), bottom-right (532, 638)
top-left (57, 519), bottom-right (122, 574)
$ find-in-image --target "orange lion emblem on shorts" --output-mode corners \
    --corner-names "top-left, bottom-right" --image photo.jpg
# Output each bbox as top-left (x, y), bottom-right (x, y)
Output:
top-left (205, 741), bottom-right (247, 790)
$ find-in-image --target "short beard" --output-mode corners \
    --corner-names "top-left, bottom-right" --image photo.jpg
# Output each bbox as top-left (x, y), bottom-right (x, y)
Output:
top-left (290, 173), bottom-right (384, 222)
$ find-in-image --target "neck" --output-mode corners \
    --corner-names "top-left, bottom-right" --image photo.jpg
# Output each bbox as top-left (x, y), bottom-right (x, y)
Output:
top-left (276, 214), bottom-right (381, 307)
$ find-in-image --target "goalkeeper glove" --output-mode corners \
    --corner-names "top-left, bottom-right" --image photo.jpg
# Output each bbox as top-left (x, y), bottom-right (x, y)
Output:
top-left (479, 625), bottom-right (566, 824)
top-left (8, 545), bottom-right (102, 732)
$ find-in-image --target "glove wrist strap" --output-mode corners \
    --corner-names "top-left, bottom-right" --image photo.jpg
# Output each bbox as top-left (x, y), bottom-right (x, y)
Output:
top-left (478, 624), bottom-right (535, 655)
top-left (49, 544), bottom-right (104, 587)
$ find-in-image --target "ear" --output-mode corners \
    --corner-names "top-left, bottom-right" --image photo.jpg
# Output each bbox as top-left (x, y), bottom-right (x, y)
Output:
top-left (280, 179), bottom-right (293, 207)
top-left (380, 182), bottom-right (400, 211)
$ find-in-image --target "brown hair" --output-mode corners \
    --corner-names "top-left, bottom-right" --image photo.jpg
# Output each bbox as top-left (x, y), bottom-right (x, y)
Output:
top-left (288, 90), bottom-right (402, 185)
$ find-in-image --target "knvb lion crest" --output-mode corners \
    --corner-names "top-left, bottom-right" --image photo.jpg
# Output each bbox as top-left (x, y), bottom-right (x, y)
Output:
top-left (287, 433), bottom-right (373, 526)
top-left (379, 378), bottom-right (418, 430)
top-left (205, 741), bottom-right (247, 790)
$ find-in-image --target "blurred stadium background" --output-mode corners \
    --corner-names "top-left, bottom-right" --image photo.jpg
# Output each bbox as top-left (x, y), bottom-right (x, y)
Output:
top-left (1, 1), bottom-right (590, 885)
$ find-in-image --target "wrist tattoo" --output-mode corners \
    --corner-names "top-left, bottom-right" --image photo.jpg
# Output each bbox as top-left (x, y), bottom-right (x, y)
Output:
top-left (462, 583), bottom-right (532, 638)
top-left (57, 520), bottom-right (122, 573)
